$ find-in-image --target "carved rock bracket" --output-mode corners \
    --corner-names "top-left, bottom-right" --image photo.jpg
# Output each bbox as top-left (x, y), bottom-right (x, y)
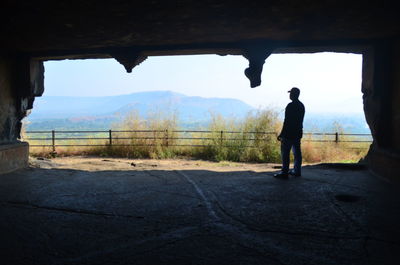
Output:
top-left (110, 50), bottom-right (147, 73)
top-left (242, 46), bottom-right (274, 88)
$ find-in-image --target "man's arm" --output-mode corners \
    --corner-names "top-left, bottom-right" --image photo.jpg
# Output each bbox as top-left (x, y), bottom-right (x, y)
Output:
top-left (278, 104), bottom-right (289, 141)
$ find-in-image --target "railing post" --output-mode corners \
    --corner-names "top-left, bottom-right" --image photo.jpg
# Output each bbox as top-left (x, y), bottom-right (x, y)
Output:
top-left (165, 129), bottom-right (169, 147)
top-left (109, 129), bottom-right (112, 146)
top-left (335, 132), bottom-right (339, 143)
top-left (51, 130), bottom-right (56, 154)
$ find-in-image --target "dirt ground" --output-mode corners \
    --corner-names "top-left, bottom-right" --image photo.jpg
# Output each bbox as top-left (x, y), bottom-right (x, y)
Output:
top-left (30, 156), bottom-right (285, 172)
top-left (1, 156), bottom-right (400, 265)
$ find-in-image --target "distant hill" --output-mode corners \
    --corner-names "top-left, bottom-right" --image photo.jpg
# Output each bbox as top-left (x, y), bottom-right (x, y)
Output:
top-left (25, 91), bottom-right (371, 134)
top-left (29, 91), bottom-right (253, 120)
top-left (26, 91), bottom-right (254, 129)
top-left (303, 112), bottom-right (370, 134)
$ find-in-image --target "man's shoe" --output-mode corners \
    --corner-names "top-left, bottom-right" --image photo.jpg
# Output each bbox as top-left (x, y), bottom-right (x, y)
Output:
top-left (273, 172), bottom-right (289, 179)
top-left (289, 169), bottom-right (301, 177)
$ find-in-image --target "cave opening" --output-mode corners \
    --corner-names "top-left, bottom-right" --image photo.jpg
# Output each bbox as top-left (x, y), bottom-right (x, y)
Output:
top-left (23, 52), bottom-right (370, 163)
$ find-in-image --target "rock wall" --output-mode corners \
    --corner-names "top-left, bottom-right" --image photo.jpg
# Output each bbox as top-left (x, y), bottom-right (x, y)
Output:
top-left (363, 39), bottom-right (400, 180)
top-left (0, 57), bottom-right (19, 144)
top-left (0, 56), bottom-right (44, 144)
top-left (0, 55), bottom-right (44, 173)
top-left (392, 40), bottom-right (400, 151)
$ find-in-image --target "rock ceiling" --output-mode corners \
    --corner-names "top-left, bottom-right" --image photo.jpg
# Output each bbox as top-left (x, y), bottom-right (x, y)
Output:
top-left (1, 0), bottom-right (399, 57)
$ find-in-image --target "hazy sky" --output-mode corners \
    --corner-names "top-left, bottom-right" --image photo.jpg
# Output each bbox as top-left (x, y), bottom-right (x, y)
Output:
top-left (43, 52), bottom-right (363, 114)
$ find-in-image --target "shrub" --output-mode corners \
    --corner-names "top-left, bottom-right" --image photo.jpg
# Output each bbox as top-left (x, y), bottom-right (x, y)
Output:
top-left (27, 109), bottom-right (369, 164)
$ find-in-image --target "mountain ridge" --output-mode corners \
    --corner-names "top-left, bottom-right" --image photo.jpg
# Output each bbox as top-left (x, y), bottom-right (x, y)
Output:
top-left (28, 90), bottom-right (253, 121)
top-left (25, 90), bottom-right (370, 133)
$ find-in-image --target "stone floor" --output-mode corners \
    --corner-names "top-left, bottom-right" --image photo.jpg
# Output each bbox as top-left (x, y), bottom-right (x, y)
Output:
top-left (0, 158), bottom-right (399, 265)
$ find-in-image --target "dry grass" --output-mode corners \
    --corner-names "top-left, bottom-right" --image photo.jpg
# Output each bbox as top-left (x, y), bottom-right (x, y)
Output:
top-left (26, 110), bottom-right (370, 163)
top-left (302, 141), bottom-right (369, 163)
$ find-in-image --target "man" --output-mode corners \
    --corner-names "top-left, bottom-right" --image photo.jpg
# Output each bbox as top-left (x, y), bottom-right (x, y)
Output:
top-left (274, 87), bottom-right (305, 179)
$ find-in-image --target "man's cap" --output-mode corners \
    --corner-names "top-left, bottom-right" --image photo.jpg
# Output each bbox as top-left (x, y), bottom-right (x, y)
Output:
top-left (288, 87), bottom-right (300, 94)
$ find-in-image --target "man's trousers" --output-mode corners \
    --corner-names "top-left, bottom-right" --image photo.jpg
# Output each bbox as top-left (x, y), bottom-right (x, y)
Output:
top-left (281, 137), bottom-right (302, 175)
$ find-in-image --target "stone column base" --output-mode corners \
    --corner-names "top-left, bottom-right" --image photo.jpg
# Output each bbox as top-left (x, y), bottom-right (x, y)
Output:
top-left (0, 142), bottom-right (29, 174)
top-left (367, 147), bottom-right (400, 183)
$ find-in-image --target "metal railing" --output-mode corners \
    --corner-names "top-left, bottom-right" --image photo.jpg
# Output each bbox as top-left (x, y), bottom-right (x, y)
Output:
top-left (23, 130), bottom-right (373, 152)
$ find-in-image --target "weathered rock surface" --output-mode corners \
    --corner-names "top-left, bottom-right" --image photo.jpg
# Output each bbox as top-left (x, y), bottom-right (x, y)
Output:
top-left (0, 158), bottom-right (399, 264)
top-left (1, 1), bottom-right (399, 53)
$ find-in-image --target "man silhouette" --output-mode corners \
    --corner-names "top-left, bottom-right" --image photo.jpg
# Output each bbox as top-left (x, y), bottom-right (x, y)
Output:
top-left (274, 87), bottom-right (305, 179)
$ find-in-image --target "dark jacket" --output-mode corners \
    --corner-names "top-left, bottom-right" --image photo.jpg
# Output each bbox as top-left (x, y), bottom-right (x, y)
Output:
top-left (280, 100), bottom-right (305, 139)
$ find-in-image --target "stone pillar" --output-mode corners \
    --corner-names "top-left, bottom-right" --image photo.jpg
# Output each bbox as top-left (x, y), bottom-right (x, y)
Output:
top-left (363, 39), bottom-right (400, 181)
top-left (391, 40), bottom-right (400, 152)
top-left (0, 55), bottom-right (44, 174)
